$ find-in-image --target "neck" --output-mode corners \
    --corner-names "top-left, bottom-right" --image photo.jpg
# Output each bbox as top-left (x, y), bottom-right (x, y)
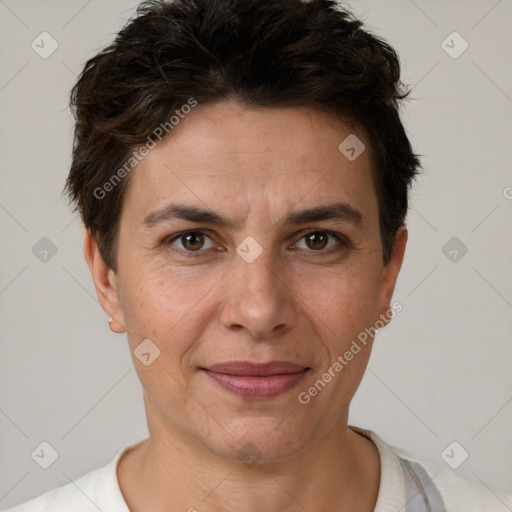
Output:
top-left (117, 417), bottom-right (380, 512)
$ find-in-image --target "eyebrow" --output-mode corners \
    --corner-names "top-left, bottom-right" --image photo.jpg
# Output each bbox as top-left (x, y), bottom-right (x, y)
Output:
top-left (142, 203), bottom-right (236, 228)
top-left (283, 202), bottom-right (363, 227)
top-left (141, 201), bottom-right (364, 229)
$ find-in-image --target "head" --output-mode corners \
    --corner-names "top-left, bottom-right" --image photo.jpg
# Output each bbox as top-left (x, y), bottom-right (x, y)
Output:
top-left (67, 0), bottom-right (420, 462)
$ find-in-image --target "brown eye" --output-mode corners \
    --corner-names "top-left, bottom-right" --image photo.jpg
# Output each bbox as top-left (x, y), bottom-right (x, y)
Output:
top-left (165, 230), bottom-right (218, 257)
top-left (181, 231), bottom-right (205, 251)
top-left (305, 231), bottom-right (329, 250)
top-left (293, 229), bottom-right (349, 255)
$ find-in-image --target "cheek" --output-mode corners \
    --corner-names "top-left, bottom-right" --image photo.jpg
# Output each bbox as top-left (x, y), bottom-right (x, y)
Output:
top-left (117, 259), bottom-right (217, 351)
top-left (295, 257), bottom-right (383, 341)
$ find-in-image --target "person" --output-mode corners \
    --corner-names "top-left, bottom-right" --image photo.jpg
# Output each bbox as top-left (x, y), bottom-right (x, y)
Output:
top-left (4, 0), bottom-right (511, 510)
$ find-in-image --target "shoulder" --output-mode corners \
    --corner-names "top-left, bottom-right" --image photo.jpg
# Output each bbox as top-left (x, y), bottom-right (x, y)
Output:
top-left (1, 466), bottom-right (107, 512)
top-left (350, 425), bottom-right (512, 512)
top-left (1, 441), bottom-right (141, 512)
top-left (393, 445), bottom-right (512, 512)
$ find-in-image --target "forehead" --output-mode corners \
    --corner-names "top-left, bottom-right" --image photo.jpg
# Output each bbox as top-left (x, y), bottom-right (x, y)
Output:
top-left (121, 101), bottom-right (378, 226)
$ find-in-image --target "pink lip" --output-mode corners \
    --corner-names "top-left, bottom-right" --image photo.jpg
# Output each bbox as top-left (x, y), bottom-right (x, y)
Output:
top-left (201, 361), bottom-right (310, 400)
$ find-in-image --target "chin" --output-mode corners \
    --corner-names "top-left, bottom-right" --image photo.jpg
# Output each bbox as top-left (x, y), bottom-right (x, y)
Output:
top-left (203, 416), bottom-right (311, 465)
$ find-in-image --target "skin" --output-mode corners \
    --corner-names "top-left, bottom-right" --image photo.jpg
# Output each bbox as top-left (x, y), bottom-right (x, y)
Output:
top-left (84, 100), bottom-right (407, 511)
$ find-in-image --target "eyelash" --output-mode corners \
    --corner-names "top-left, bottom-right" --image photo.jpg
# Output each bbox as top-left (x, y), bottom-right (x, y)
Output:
top-left (163, 229), bottom-right (352, 258)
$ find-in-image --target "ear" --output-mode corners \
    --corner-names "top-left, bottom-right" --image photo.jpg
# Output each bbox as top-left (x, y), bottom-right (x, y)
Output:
top-left (376, 226), bottom-right (407, 328)
top-left (83, 230), bottom-right (126, 334)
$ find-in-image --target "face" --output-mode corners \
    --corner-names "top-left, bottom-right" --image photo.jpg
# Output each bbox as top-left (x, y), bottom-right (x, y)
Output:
top-left (86, 100), bottom-right (406, 463)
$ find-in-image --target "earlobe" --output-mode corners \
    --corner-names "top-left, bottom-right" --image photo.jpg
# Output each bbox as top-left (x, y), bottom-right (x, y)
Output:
top-left (83, 230), bottom-right (126, 334)
top-left (108, 316), bottom-right (125, 334)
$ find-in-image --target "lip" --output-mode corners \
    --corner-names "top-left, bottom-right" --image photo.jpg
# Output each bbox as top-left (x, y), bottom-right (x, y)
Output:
top-left (201, 361), bottom-right (310, 400)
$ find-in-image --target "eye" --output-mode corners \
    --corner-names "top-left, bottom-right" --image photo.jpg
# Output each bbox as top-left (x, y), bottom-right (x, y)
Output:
top-left (167, 230), bottom-right (216, 252)
top-left (293, 229), bottom-right (348, 253)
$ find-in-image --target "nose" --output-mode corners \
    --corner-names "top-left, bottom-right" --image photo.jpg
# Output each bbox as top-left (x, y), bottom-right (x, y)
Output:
top-left (219, 253), bottom-right (299, 339)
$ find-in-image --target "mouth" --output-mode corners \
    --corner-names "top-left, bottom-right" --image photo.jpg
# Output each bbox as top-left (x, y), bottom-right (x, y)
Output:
top-left (200, 361), bottom-right (311, 400)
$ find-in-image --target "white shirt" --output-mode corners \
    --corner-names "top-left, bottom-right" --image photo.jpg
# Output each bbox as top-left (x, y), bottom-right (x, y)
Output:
top-left (3, 426), bottom-right (512, 511)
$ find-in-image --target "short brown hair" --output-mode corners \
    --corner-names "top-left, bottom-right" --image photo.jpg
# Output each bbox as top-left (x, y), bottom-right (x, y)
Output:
top-left (65, 0), bottom-right (421, 271)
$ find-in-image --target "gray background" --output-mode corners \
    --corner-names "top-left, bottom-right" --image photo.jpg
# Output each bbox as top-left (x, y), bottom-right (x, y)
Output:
top-left (1, 0), bottom-right (511, 508)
